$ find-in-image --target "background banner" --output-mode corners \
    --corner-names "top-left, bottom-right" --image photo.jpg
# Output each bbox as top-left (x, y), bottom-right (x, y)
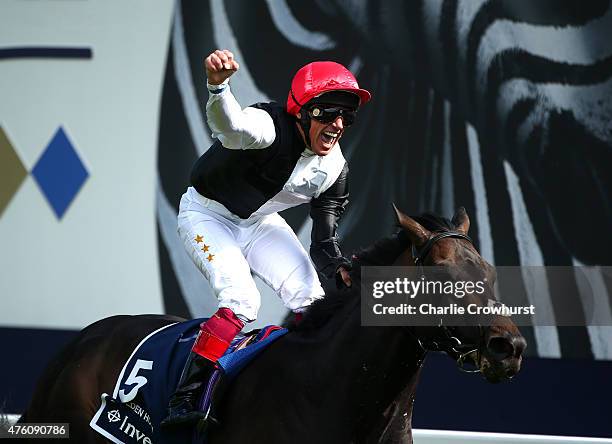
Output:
top-left (1, 1), bottom-right (612, 435)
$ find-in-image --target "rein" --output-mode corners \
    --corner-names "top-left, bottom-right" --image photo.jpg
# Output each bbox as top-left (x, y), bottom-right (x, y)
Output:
top-left (410, 231), bottom-right (484, 373)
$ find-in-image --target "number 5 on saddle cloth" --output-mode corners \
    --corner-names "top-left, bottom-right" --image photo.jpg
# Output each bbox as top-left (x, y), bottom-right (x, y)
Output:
top-left (89, 318), bottom-right (287, 444)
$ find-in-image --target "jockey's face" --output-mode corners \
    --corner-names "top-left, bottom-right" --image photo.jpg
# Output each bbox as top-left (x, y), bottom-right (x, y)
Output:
top-left (297, 113), bottom-right (346, 156)
top-left (310, 114), bottom-right (345, 155)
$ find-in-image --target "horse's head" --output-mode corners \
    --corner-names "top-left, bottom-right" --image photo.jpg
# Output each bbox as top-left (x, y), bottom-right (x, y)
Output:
top-left (394, 205), bottom-right (526, 383)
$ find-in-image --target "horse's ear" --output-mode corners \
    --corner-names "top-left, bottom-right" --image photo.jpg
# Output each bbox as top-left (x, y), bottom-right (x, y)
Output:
top-left (392, 203), bottom-right (430, 246)
top-left (452, 206), bottom-right (470, 234)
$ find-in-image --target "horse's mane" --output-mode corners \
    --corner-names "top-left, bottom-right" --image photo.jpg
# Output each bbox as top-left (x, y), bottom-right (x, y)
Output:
top-left (413, 213), bottom-right (457, 232)
top-left (351, 213), bottom-right (456, 267)
top-left (291, 212), bottom-right (458, 332)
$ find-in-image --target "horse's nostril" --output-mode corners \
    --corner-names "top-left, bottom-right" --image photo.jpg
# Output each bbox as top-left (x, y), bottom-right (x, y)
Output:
top-left (506, 367), bottom-right (517, 378)
top-left (487, 337), bottom-right (514, 360)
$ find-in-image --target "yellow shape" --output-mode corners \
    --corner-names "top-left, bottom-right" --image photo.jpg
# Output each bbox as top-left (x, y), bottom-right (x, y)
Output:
top-left (194, 234), bottom-right (204, 243)
top-left (0, 127), bottom-right (28, 217)
top-left (201, 244), bottom-right (210, 253)
top-left (207, 253), bottom-right (215, 262)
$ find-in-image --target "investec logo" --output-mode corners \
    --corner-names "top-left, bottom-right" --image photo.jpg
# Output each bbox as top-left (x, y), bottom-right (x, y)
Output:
top-left (0, 125), bottom-right (89, 219)
top-left (116, 413), bottom-right (152, 444)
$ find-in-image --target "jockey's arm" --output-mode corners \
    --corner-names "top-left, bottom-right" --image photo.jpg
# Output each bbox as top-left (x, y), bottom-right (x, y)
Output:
top-left (309, 162), bottom-right (351, 285)
top-left (206, 80), bottom-right (276, 150)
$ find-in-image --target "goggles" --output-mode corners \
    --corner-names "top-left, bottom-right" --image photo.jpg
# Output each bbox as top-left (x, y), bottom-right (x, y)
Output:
top-left (307, 106), bottom-right (357, 127)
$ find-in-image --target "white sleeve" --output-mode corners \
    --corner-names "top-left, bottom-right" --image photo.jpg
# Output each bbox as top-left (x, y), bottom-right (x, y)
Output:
top-left (205, 82), bottom-right (276, 150)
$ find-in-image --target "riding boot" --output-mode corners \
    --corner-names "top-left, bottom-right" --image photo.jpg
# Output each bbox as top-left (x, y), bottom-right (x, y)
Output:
top-left (160, 351), bottom-right (215, 427)
top-left (161, 308), bottom-right (245, 428)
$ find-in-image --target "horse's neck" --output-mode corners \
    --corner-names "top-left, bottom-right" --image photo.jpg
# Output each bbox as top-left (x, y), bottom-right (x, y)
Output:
top-left (218, 289), bottom-right (424, 442)
top-left (288, 299), bottom-right (425, 438)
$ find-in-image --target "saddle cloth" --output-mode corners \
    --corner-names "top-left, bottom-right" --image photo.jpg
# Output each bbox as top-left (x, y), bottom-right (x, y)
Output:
top-left (89, 318), bottom-right (287, 444)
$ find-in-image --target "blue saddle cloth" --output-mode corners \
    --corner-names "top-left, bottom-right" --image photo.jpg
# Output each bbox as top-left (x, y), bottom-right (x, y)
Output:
top-left (89, 318), bottom-right (287, 444)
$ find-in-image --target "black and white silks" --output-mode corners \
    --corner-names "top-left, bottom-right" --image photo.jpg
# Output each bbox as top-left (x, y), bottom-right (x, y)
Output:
top-left (190, 82), bottom-right (351, 279)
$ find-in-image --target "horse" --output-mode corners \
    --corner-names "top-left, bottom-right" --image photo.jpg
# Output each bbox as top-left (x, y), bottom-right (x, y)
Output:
top-left (18, 206), bottom-right (526, 443)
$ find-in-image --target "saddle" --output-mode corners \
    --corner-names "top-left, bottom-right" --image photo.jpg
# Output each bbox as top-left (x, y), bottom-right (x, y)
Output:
top-left (89, 318), bottom-right (287, 444)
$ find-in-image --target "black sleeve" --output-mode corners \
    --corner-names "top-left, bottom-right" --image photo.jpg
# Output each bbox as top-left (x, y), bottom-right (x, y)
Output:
top-left (309, 162), bottom-right (351, 281)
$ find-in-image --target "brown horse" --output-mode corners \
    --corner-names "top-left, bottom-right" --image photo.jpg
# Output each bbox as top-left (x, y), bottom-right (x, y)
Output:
top-left (19, 207), bottom-right (525, 443)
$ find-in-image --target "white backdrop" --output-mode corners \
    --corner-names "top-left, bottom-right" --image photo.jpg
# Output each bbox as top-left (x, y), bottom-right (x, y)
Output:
top-left (0, 0), bottom-right (174, 329)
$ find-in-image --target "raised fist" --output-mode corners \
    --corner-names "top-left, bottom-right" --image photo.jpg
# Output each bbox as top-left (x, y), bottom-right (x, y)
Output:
top-left (205, 49), bottom-right (239, 85)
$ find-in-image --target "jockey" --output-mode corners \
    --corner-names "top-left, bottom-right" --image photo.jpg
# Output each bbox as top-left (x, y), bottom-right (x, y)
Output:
top-left (161, 49), bottom-right (371, 427)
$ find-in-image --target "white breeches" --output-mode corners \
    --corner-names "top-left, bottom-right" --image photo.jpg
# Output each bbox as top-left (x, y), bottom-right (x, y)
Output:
top-left (177, 187), bottom-right (325, 322)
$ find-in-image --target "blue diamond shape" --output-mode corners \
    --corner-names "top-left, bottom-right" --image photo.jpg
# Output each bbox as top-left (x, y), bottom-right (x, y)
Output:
top-left (32, 127), bottom-right (89, 219)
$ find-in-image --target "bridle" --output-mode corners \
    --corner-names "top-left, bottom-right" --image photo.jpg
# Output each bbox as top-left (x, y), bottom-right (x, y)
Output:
top-left (411, 231), bottom-right (473, 268)
top-left (410, 231), bottom-right (485, 373)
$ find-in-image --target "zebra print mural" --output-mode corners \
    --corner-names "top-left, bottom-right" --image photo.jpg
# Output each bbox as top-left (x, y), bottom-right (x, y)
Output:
top-left (157, 0), bottom-right (612, 360)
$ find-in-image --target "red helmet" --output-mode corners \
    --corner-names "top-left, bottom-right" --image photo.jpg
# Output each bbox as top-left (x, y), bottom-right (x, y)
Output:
top-left (286, 61), bottom-right (371, 116)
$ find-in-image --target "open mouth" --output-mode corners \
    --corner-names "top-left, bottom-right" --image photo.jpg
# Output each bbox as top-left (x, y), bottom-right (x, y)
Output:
top-left (320, 130), bottom-right (339, 146)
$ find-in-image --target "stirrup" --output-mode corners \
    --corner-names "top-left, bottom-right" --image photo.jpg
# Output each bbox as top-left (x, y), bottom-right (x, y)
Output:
top-left (161, 409), bottom-right (208, 428)
top-left (195, 409), bottom-right (216, 435)
top-left (196, 367), bottom-right (224, 421)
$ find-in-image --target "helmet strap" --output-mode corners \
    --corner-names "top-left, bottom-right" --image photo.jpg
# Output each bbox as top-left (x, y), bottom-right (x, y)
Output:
top-left (298, 110), bottom-right (312, 148)
top-left (290, 89), bottom-right (313, 148)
